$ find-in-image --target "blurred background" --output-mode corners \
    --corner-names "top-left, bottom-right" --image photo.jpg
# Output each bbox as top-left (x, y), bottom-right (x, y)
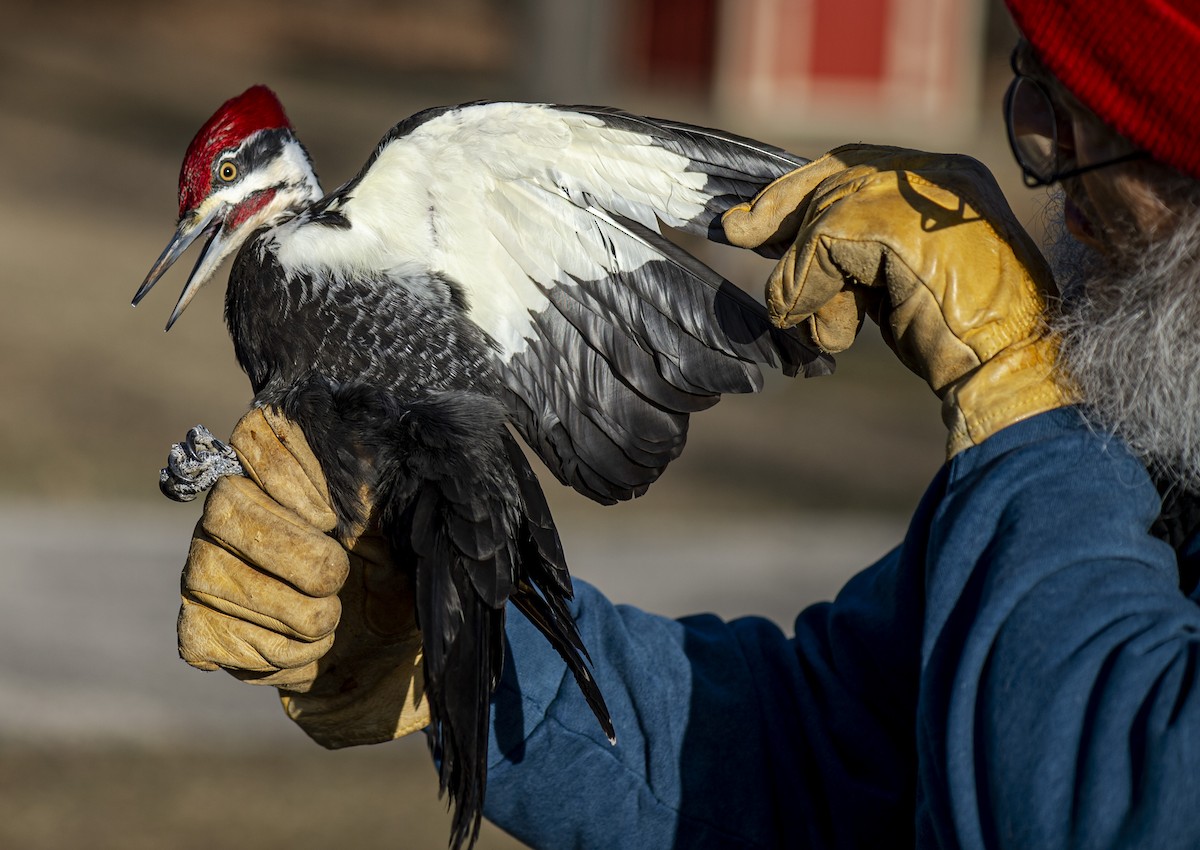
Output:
top-left (0, 0), bottom-right (1051, 846)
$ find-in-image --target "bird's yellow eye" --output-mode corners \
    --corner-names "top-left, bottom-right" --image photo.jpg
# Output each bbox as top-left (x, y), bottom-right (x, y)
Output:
top-left (218, 161), bottom-right (238, 182)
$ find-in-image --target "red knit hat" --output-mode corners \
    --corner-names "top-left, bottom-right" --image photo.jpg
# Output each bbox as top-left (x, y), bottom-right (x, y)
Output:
top-left (1004, 0), bottom-right (1200, 180)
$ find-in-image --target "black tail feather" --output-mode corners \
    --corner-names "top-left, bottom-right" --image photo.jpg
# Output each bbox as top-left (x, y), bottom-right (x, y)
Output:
top-left (510, 585), bottom-right (614, 743)
top-left (275, 380), bottom-right (611, 850)
top-left (502, 431), bottom-right (614, 741)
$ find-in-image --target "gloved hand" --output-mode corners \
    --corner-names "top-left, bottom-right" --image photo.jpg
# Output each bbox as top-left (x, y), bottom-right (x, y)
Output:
top-left (723, 144), bottom-right (1076, 456)
top-left (177, 407), bottom-right (429, 747)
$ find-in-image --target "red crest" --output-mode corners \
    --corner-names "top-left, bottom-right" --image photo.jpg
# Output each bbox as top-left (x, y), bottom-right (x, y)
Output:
top-left (177, 85), bottom-right (291, 218)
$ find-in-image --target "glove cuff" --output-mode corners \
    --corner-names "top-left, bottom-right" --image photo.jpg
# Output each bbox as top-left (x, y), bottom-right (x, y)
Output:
top-left (278, 645), bottom-right (430, 748)
top-left (943, 332), bottom-right (1077, 457)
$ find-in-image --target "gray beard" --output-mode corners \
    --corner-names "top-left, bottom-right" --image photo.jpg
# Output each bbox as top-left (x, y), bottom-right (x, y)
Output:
top-left (1048, 191), bottom-right (1200, 495)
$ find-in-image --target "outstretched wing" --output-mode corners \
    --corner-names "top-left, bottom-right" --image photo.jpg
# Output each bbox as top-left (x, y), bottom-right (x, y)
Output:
top-left (293, 102), bottom-right (833, 504)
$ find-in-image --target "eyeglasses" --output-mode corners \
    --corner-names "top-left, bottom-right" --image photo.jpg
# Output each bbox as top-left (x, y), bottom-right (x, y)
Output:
top-left (1004, 51), bottom-right (1146, 187)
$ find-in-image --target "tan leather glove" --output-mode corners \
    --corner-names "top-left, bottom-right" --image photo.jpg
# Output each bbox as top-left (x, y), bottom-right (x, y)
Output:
top-left (723, 144), bottom-right (1076, 457)
top-left (177, 407), bottom-right (429, 747)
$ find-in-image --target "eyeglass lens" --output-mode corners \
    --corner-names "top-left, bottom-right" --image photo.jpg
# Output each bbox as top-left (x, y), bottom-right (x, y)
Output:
top-left (1007, 76), bottom-right (1063, 183)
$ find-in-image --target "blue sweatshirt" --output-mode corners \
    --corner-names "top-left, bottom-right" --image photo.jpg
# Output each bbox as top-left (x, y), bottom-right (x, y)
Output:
top-left (482, 408), bottom-right (1200, 849)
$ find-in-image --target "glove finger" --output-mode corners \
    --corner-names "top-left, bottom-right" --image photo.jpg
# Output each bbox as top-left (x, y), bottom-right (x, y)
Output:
top-left (723, 170), bottom-right (814, 251)
top-left (229, 408), bottom-right (337, 532)
top-left (765, 226), bottom-right (877, 331)
top-left (809, 288), bottom-right (869, 353)
top-left (185, 532), bottom-right (343, 641)
top-left (229, 661), bottom-right (322, 690)
top-left (200, 476), bottom-right (349, 599)
top-left (723, 143), bottom-right (918, 250)
top-left (723, 151), bottom-right (863, 251)
top-left (177, 597), bottom-right (335, 672)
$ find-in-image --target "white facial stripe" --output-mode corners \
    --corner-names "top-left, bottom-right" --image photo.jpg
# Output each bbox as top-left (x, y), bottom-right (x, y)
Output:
top-left (210, 137), bottom-right (321, 207)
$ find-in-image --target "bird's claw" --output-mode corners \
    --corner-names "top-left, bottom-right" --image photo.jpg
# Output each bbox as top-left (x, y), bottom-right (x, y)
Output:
top-left (159, 424), bottom-right (246, 502)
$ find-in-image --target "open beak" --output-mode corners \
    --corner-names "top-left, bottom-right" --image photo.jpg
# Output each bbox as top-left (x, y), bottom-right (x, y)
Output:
top-left (132, 207), bottom-right (227, 331)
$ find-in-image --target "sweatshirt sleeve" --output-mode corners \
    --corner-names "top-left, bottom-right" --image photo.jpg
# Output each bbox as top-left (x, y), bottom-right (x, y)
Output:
top-left (916, 407), bottom-right (1200, 849)
top-left (483, 529), bottom-right (925, 848)
top-left (482, 408), bottom-right (1200, 849)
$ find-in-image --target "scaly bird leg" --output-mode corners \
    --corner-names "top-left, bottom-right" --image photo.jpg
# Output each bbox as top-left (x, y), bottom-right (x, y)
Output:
top-left (159, 425), bottom-right (246, 502)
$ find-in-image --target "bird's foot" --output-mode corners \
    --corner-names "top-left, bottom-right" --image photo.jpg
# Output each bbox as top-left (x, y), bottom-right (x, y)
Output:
top-left (159, 425), bottom-right (245, 502)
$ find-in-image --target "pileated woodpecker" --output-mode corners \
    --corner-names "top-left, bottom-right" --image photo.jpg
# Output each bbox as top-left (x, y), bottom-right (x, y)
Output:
top-left (135, 85), bottom-right (831, 848)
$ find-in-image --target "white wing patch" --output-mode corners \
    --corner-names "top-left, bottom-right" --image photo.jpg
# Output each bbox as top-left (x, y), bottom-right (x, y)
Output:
top-left (274, 103), bottom-right (711, 357)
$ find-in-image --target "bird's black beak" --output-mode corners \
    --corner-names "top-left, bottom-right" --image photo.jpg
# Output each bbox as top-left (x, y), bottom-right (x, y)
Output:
top-left (132, 208), bottom-right (224, 331)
